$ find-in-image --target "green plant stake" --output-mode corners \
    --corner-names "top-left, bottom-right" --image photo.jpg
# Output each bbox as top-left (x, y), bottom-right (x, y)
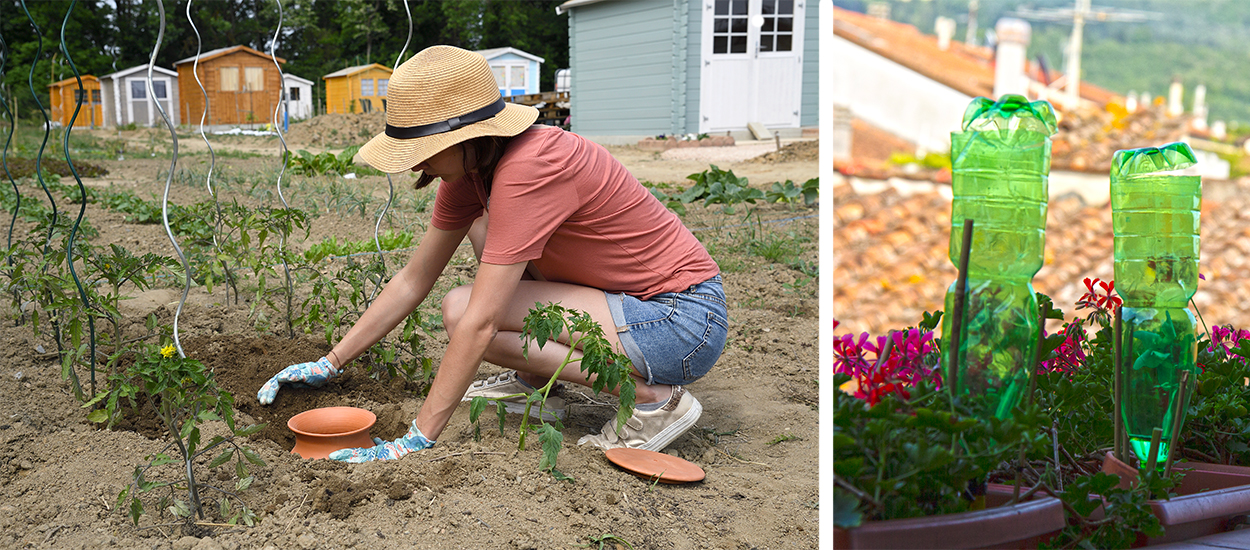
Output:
top-left (1111, 142), bottom-right (1201, 467)
top-left (942, 94), bottom-right (1057, 419)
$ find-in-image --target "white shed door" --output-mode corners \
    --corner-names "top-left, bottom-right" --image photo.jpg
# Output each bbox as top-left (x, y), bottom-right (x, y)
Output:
top-left (699, 0), bottom-right (805, 133)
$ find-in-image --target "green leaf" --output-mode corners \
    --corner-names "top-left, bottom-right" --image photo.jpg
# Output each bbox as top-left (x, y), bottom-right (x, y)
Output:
top-left (241, 447), bottom-right (266, 466)
top-left (235, 423), bottom-right (267, 437)
top-left (495, 400), bottom-right (507, 435)
top-left (833, 489), bottom-right (863, 528)
top-left (86, 409), bottom-right (109, 423)
top-left (128, 497), bottom-right (143, 526)
top-left (236, 475), bottom-right (254, 491)
top-left (469, 396), bottom-right (487, 423)
top-left (538, 423), bottom-right (564, 472)
top-left (207, 449), bottom-right (234, 469)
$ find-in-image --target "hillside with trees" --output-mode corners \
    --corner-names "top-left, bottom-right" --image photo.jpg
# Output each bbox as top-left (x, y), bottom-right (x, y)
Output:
top-left (837, 0), bottom-right (1250, 130)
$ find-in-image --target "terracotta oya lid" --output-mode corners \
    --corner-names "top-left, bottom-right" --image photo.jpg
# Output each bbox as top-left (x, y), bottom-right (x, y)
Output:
top-left (605, 448), bottom-right (705, 484)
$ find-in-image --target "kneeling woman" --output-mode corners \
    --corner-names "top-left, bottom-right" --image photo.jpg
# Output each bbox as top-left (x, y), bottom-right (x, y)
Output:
top-left (257, 46), bottom-right (728, 462)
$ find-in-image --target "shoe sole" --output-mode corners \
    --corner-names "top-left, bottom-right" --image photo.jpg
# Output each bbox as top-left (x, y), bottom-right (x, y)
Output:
top-left (464, 396), bottom-right (567, 422)
top-left (637, 396), bottom-right (703, 452)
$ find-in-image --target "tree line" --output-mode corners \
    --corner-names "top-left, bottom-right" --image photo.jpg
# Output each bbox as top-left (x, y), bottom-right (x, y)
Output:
top-left (0, 0), bottom-right (569, 121)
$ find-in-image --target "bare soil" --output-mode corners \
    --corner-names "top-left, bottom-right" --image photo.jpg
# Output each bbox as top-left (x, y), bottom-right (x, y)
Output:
top-left (0, 117), bottom-right (819, 549)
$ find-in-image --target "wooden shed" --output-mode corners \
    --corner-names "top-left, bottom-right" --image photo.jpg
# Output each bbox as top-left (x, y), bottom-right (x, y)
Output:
top-left (323, 64), bottom-right (392, 115)
top-left (99, 65), bottom-right (180, 128)
top-left (474, 47), bottom-right (544, 97)
top-left (174, 45), bottom-right (286, 126)
top-left (47, 75), bottom-right (103, 128)
top-left (556, 0), bottom-right (818, 141)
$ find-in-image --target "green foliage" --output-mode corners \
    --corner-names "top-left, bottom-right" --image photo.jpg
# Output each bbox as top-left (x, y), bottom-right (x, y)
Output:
top-left (287, 145), bottom-right (380, 177)
top-left (87, 342), bottom-right (265, 526)
top-left (681, 165), bottom-right (765, 213)
top-left (577, 533), bottom-right (636, 550)
top-left (470, 302), bottom-right (635, 479)
top-left (303, 230), bottom-right (413, 263)
top-left (833, 373), bottom-right (1049, 524)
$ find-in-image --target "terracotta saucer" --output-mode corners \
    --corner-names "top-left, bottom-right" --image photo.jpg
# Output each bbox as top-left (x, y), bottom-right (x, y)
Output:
top-left (605, 448), bottom-right (705, 484)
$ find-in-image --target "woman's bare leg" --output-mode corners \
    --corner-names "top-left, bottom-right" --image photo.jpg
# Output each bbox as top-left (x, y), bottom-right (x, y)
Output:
top-left (442, 281), bottom-right (669, 404)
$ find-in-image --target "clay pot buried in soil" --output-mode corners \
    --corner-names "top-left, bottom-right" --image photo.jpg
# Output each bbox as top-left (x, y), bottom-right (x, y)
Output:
top-left (288, 407), bottom-right (377, 459)
top-left (1101, 451), bottom-right (1250, 546)
top-left (832, 483), bottom-right (1066, 549)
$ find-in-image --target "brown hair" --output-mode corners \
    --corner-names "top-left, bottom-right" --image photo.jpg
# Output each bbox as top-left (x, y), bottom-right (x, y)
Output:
top-left (413, 135), bottom-right (513, 196)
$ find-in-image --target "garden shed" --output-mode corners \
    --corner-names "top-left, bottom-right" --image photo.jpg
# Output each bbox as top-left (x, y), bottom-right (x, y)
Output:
top-left (282, 73), bottom-right (314, 120)
top-left (173, 45), bottom-right (286, 126)
top-left (47, 75), bottom-right (103, 128)
top-left (474, 47), bottom-right (544, 97)
top-left (322, 64), bottom-right (392, 115)
top-left (99, 65), bottom-right (180, 128)
top-left (555, 0), bottom-right (818, 142)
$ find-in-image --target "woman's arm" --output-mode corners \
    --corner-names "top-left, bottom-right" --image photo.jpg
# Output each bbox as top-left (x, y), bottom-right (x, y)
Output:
top-left (414, 260), bottom-right (528, 441)
top-left (328, 223), bottom-right (471, 367)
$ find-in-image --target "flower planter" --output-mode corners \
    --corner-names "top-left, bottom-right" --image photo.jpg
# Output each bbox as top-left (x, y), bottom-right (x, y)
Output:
top-left (1101, 452), bottom-right (1250, 546)
top-left (832, 484), bottom-right (1066, 549)
top-left (288, 406), bottom-right (376, 459)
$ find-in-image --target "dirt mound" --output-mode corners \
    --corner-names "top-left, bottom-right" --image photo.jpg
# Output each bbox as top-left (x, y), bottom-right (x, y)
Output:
top-left (192, 334), bottom-right (421, 450)
top-left (746, 139), bottom-right (818, 164)
top-left (285, 112), bottom-right (387, 149)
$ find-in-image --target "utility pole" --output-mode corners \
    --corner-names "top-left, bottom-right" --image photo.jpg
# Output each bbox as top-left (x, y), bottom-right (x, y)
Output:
top-left (1012, 1), bottom-right (1159, 109)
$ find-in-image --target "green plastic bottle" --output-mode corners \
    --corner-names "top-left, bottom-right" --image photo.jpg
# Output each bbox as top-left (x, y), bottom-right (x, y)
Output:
top-left (1111, 142), bottom-right (1201, 467)
top-left (942, 95), bottom-right (1057, 419)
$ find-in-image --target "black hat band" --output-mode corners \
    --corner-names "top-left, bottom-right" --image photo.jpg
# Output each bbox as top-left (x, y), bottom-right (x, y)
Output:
top-left (385, 98), bottom-right (507, 140)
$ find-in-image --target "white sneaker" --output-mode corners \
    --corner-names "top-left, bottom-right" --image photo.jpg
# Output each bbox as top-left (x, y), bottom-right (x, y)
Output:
top-left (578, 386), bottom-right (702, 452)
top-left (461, 371), bottom-right (566, 421)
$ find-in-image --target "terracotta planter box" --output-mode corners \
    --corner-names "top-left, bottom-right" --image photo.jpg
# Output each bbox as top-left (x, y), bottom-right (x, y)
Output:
top-left (1101, 452), bottom-right (1250, 546)
top-left (833, 484), bottom-right (1066, 549)
top-left (636, 137), bottom-right (677, 151)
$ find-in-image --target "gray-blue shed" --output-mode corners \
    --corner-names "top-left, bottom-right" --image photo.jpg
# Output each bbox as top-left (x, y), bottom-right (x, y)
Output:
top-left (556, 0), bottom-right (818, 142)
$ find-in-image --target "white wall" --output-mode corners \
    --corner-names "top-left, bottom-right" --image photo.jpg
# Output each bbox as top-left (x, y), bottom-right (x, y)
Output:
top-left (831, 35), bottom-right (971, 153)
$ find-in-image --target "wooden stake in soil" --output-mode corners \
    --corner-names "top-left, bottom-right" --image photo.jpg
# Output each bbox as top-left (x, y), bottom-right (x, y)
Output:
top-left (1114, 307), bottom-right (1124, 462)
top-left (1146, 427), bottom-right (1164, 472)
top-left (948, 218), bottom-right (975, 395)
top-left (1164, 370), bottom-right (1192, 476)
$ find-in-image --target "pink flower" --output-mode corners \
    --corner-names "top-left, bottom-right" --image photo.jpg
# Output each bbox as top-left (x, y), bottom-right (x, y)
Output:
top-left (834, 327), bottom-right (942, 405)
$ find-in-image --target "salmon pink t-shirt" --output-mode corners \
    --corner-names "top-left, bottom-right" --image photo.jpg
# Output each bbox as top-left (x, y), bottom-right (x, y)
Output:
top-left (430, 125), bottom-right (719, 300)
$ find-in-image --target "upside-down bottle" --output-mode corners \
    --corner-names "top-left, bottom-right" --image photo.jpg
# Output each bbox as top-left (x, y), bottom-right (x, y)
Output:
top-left (942, 95), bottom-right (1057, 419)
top-left (1112, 142), bottom-right (1201, 467)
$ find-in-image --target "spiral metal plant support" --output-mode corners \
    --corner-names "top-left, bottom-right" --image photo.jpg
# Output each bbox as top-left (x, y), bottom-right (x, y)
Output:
top-left (367, 0), bottom-right (414, 306)
top-left (187, 0), bottom-right (232, 305)
top-left (269, 0), bottom-right (295, 338)
top-left (60, 0), bottom-right (99, 397)
top-left (0, 30), bottom-right (23, 318)
top-left (23, 0), bottom-right (66, 357)
top-left (148, 0), bottom-right (203, 521)
top-left (148, 0), bottom-right (191, 360)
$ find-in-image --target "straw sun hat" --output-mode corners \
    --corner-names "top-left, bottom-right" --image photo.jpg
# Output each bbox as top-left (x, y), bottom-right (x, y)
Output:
top-left (359, 46), bottom-right (539, 173)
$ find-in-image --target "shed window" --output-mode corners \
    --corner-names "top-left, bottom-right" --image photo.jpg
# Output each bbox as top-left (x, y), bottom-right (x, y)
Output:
top-left (220, 68), bottom-right (239, 92)
top-left (74, 89), bottom-right (88, 103)
top-left (288, 86), bottom-right (300, 101)
top-left (152, 80), bottom-right (167, 99)
top-left (759, 0), bottom-right (795, 52)
top-left (361, 78), bottom-right (374, 96)
top-left (378, 79), bottom-right (388, 96)
top-left (712, 0), bottom-right (750, 54)
top-left (244, 67), bottom-right (264, 91)
top-left (91, 89), bottom-right (101, 103)
top-left (130, 80), bottom-right (146, 100)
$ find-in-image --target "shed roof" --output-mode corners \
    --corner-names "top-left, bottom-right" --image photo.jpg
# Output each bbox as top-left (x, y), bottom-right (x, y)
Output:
top-left (101, 64), bottom-right (179, 81)
top-left (833, 6), bottom-right (1120, 109)
top-left (48, 75), bottom-right (100, 88)
top-left (323, 63), bottom-right (393, 79)
top-left (474, 47), bottom-right (545, 64)
top-left (555, 0), bottom-right (610, 15)
top-left (283, 73), bottom-right (314, 86)
top-left (174, 45), bottom-right (284, 66)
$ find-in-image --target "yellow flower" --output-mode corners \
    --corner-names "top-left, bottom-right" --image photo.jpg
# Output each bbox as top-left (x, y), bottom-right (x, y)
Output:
top-left (160, 344), bottom-right (176, 358)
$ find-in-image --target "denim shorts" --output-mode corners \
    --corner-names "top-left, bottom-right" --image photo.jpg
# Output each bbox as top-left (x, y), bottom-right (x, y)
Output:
top-left (605, 275), bottom-right (729, 386)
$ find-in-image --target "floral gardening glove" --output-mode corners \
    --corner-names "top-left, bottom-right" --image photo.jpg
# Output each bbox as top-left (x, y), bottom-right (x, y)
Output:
top-left (256, 356), bottom-right (340, 405)
top-left (329, 420), bottom-right (434, 463)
